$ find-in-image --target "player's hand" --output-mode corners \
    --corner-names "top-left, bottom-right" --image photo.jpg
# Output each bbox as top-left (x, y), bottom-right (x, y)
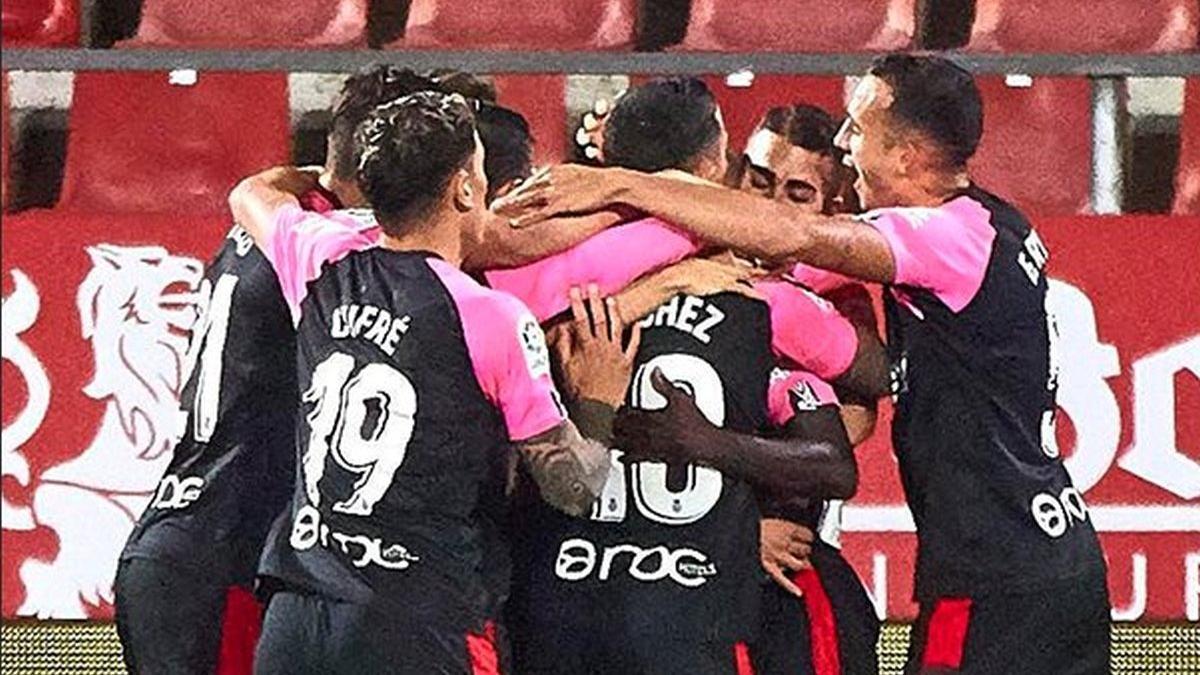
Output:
top-left (270, 165), bottom-right (324, 196)
top-left (575, 96), bottom-right (614, 163)
top-left (668, 254), bottom-right (764, 300)
top-left (614, 368), bottom-right (717, 465)
top-left (492, 164), bottom-right (626, 229)
top-left (761, 518), bottom-right (814, 598)
top-left (552, 284), bottom-right (641, 408)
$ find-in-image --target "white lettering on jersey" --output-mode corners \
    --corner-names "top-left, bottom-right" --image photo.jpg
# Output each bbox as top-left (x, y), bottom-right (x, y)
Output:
top-left (290, 504), bottom-right (420, 570)
top-left (329, 303), bottom-right (411, 356)
top-left (228, 225), bottom-right (255, 257)
top-left (1018, 228), bottom-right (1050, 286)
top-left (149, 474), bottom-right (205, 510)
top-left (638, 295), bottom-right (726, 344)
top-left (554, 537), bottom-right (716, 588)
top-left (1031, 486), bottom-right (1090, 538)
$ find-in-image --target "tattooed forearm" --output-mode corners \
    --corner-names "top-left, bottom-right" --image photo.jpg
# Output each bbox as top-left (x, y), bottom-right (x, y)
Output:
top-left (518, 420), bottom-right (611, 517)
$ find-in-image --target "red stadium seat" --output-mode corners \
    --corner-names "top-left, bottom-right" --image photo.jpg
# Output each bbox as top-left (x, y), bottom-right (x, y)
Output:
top-left (968, 0), bottom-right (1198, 52)
top-left (492, 75), bottom-right (569, 166)
top-left (971, 77), bottom-right (1092, 215)
top-left (680, 0), bottom-right (913, 52)
top-left (1174, 79), bottom-right (1200, 214)
top-left (1, 0), bottom-right (78, 46)
top-left (122, 0), bottom-right (367, 48)
top-left (2, 73), bottom-right (10, 211)
top-left (59, 72), bottom-right (290, 214)
top-left (392, 0), bottom-right (635, 50)
top-left (701, 75), bottom-right (846, 155)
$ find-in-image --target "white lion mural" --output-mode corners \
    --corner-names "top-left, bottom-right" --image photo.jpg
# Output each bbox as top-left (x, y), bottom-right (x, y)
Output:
top-left (8, 244), bottom-right (203, 618)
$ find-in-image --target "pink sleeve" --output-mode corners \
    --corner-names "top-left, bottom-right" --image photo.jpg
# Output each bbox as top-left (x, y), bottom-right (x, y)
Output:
top-left (262, 205), bottom-right (379, 323)
top-left (788, 263), bottom-right (857, 294)
top-left (755, 280), bottom-right (859, 381)
top-left (862, 196), bottom-right (996, 313)
top-left (432, 260), bottom-right (567, 441)
top-left (485, 217), bottom-right (700, 321)
top-left (767, 370), bottom-right (839, 426)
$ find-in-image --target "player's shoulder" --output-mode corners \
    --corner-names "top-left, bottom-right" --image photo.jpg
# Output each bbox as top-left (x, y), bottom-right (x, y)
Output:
top-left (427, 258), bottom-right (534, 328)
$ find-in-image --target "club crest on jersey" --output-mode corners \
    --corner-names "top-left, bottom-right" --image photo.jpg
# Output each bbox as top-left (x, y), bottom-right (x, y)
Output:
top-left (518, 314), bottom-right (551, 378)
top-left (789, 380), bottom-right (821, 412)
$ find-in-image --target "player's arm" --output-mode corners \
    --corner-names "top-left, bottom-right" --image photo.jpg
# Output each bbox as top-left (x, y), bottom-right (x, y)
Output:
top-left (518, 287), bottom-right (640, 516)
top-left (228, 165), bottom-right (377, 322)
top-left (758, 279), bottom-right (890, 401)
top-left (611, 255), bottom-right (761, 321)
top-left (493, 164), bottom-right (897, 282)
top-left (614, 369), bottom-right (856, 499)
top-left (465, 211), bottom-right (624, 270)
top-left (485, 218), bottom-right (699, 322)
top-left (228, 165), bottom-right (321, 248)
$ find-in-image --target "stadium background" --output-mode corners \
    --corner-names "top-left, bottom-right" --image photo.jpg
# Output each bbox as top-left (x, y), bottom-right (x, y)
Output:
top-left (1, 0), bottom-right (1197, 672)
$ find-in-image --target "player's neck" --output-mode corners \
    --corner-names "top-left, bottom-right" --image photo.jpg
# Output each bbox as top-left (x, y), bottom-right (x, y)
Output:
top-left (318, 172), bottom-right (367, 209)
top-left (378, 216), bottom-right (465, 267)
top-left (895, 169), bottom-right (970, 207)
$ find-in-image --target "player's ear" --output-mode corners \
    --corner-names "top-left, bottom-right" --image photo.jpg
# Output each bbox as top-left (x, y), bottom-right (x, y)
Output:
top-left (452, 168), bottom-right (475, 212)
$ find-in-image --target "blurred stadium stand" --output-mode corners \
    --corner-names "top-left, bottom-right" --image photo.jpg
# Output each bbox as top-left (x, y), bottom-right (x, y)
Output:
top-left (58, 71), bottom-right (289, 214)
top-left (972, 76), bottom-right (1096, 214)
top-left (679, 0), bottom-right (914, 52)
top-left (2, 72), bottom-right (10, 211)
top-left (1174, 78), bottom-right (1200, 213)
top-left (0, 0), bottom-right (79, 46)
top-left (389, 0), bottom-right (637, 50)
top-left (119, 0), bottom-right (368, 48)
top-left (968, 0), bottom-right (1198, 53)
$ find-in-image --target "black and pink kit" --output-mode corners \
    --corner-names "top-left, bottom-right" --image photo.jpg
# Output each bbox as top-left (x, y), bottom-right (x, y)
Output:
top-left (860, 186), bottom-right (1109, 674)
top-left (751, 371), bottom-right (880, 675)
top-left (489, 218), bottom-right (864, 675)
top-left (254, 206), bottom-right (566, 675)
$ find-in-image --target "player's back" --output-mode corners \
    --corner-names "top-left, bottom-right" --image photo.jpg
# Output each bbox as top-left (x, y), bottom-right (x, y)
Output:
top-left (259, 247), bottom-right (526, 625)
top-left (122, 225), bottom-right (297, 583)
top-left (512, 290), bottom-right (774, 670)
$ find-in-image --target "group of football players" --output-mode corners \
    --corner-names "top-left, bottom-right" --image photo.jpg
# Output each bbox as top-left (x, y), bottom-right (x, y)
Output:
top-left (116, 54), bottom-right (1111, 675)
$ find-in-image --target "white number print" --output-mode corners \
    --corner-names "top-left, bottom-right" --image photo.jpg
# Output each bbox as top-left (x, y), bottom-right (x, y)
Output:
top-left (301, 352), bottom-right (417, 517)
top-left (593, 353), bottom-right (725, 526)
top-left (181, 274), bottom-right (238, 443)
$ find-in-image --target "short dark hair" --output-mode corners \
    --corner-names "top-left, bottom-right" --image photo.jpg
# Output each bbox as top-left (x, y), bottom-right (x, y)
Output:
top-left (867, 54), bottom-right (983, 168)
top-left (474, 101), bottom-right (533, 203)
top-left (353, 92), bottom-right (477, 233)
top-left (428, 69), bottom-right (498, 104)
top-left (602, 77), bottom-right (722, 173)
top-left (330, 66), bottom-right (440, 180)
top-left (759, 104), bottom-right (841, 158)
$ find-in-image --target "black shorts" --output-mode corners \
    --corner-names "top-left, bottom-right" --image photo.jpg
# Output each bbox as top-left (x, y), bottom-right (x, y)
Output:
top-left (254, 590), bottom-right (505, 675)
top-left (905, 573), bottom-right (1110, 675)
top-left (514, 633), bottom-right (753, 675)
top-left (509, 590), bottom-right (753, 675)
top-left (114, 557), bottom-right (230, 675)
top-left (751, 544), bottom-right (880, 675)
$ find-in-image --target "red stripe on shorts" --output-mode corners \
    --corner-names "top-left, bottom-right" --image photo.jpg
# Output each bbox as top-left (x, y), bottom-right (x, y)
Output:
top-left (215, 586), bottom-right (261, 675)
top-left (466, 621), bottom-right (502, 675)
top-left (793, 568), bottom-right (842, 675)
top-left (733, 641), bottom-right (755, 675)
top-left (921, 598), bottom-right (973, 670)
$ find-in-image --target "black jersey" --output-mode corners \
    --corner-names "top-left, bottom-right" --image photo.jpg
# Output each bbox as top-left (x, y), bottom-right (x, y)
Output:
top-left (255, 206), bottom-right (566, 627)
top-left (514, 292), bottom-right (775, 646)
top-left (869, 186), bottom-right (1105, 601)
top-left (121, 225), bottom-right (297, 583)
